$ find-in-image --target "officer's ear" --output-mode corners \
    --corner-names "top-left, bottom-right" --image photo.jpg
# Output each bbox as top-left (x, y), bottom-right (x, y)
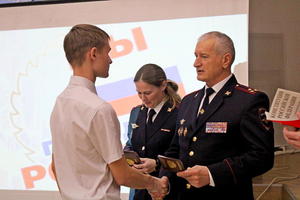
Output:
top-left (222, 53), bottom-right (232, 69)
top-left (160, 80), bottom-right (167, 92)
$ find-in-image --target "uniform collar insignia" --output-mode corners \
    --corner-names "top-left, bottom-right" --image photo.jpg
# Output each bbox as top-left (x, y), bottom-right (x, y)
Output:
top-left (248, 88), bottom-right (255, 93)
top-left (199, 109), bottom-right (205, 115)
top-left (131, 123), bottom-right (139, 129)
top-left (225, 91), bottom-right (231, 96)
top-left (141, 106), bottom-right (145, 110)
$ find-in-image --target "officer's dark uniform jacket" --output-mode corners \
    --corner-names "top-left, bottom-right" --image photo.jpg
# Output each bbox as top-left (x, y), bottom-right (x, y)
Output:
top-left (125, 101), bottom-right (178, 200)
top-left (162, 75), bottom-right (274, 200)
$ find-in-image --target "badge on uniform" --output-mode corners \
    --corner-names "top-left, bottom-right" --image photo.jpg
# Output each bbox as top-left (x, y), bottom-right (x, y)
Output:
top-left (205, 122), bottom-right (227, 133)
top-left (178, 126), bottom-right (184, 136)
top-left (258, 107), bottom-right (272, 131)
top-left (183, 127), bottom-right (188, 136)
top-left (225, 91), bottom-right (231, 96)
top-left (178, 126), bottom-right (189, 136)
top-left (180, 119), bottom-right (186, 125)
top-left (131, 123), bottom-right (139, 129)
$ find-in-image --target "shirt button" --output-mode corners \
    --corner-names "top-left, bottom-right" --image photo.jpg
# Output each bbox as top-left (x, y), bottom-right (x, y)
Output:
top-left (186, 183), bottom-right (191, 189)
top-left (192, 137), bottom-right (197, 142)
top-left (189, 151), bottom-right (194, 156)
top-left (142, 146), bottom-right (145, 151)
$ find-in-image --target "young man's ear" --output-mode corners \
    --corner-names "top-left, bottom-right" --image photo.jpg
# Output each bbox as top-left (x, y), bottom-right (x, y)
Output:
top-left (89, 47), bottom-right (98, 60)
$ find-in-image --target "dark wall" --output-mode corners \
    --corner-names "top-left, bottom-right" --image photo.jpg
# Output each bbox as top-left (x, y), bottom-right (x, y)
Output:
top-left (249, 0), bottom-right (300, 146)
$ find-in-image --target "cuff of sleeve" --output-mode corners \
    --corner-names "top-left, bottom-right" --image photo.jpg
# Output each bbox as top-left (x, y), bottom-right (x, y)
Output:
top-left (208, 168), bottom-right (215, 187)
top-left (166, 178), bottom-right (171, 195)
top-left (155, 158), bottom-right (161, 171)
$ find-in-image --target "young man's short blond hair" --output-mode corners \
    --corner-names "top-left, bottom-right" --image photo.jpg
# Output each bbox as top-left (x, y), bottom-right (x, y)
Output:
top-left (64, 24), bottom-right (110, 66)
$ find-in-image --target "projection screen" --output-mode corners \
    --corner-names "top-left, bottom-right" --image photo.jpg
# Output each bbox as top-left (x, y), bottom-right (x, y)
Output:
top-left (0, 0), bottom-right (249, 194)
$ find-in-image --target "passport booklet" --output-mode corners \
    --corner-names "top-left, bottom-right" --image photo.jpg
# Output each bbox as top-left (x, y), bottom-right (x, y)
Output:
top-left (124, 150), bottom-right (141, 166)
top-left (158, 155), bottom-right (185, 172)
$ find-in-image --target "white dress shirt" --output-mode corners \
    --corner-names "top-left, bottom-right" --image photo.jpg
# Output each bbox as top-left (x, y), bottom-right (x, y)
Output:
top-left (198, 74), bottom-right (232, 187)
top-left (51, 76), bottom-right (123, 200)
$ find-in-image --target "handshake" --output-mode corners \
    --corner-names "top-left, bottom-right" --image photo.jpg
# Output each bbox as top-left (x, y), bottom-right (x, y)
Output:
top-left (147, 176), bottom-right (169, 200)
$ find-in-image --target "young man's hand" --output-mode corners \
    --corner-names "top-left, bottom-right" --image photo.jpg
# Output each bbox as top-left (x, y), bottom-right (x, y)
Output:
top-left (148, 176), bottom-right (169, 199)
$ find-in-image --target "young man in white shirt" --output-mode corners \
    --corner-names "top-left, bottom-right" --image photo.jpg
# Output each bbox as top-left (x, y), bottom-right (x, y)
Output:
top-left (50, 24), bottom-right (168, 200)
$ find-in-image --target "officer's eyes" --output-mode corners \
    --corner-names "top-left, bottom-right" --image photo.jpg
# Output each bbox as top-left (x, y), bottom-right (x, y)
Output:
top-left (194, 53), bottom-right (208, 59)
top-left (138, 92), bottom-right (152, 95)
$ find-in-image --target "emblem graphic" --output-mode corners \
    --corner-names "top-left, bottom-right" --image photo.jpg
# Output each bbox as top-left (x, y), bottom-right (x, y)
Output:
top-left (166, 160), bottom-right (177, 169)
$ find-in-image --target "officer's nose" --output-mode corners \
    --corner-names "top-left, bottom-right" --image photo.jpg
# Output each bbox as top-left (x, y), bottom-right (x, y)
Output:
top-left (194, 57), bottom-right (202, 68)
top-left (138, 93), bottom-right (143, 100)
top-left (141, 94), bottom-right (147, 102)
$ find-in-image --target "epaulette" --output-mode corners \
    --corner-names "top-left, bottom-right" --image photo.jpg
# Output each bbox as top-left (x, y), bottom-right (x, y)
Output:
top-left (133, 104), bottom-right (145, 110)
top-left (235, 84), bottom-right (258, 95)
top-left (133, 104), bottom-right (143, 108)
top-left (185, 89), bottom-right (201, 98)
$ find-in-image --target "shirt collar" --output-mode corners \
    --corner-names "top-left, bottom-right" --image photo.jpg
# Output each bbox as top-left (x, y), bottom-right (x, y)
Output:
top-left (205, 74), bottom-right (232, 94)
top-left (148, 98), bottom-right (167, 114)
top-left (69, 76), bottom-right (97, 94)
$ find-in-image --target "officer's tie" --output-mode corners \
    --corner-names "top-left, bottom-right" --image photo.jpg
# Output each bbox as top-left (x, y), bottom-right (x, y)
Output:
top-left (146, 109), bottom-right (156, 139)
top-left (147, 109), bottom-right (156, 125)
top-left (198, 87), bottom-right (215, 117)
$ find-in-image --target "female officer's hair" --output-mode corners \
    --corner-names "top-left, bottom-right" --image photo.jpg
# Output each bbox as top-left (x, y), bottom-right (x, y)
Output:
top-left (198, 31), bottom-right (235, 66)
top-left (63, 24), bottom-right (110, 66)
top-left (134, 63), bottom-right (181, 108)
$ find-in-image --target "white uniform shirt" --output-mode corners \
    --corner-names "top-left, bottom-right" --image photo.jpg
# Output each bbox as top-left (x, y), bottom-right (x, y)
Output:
top-left (198, 74), bottom-right (233, 187)
top-left (146, 99), bottom-right (167, 123)
top-left (51, 76), bottom-right (123, 200)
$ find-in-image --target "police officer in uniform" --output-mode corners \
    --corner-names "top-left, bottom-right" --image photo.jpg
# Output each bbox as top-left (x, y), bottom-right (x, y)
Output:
top-left (161, 31), bottom-right (274, 200)
top-left (125, 63), bottom-right (181, 200)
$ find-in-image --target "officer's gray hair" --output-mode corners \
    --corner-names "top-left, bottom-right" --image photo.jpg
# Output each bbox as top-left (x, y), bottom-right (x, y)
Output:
top-left (198, 31), bottom-right (235, 66)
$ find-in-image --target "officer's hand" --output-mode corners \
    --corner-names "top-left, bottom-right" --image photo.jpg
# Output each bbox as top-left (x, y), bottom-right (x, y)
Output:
top-left (176, 165), bottom-right (210, 188)
top-left (133, 158), bottom-right (156, 174)
top-left (148, 176), bottom-right (169, 200)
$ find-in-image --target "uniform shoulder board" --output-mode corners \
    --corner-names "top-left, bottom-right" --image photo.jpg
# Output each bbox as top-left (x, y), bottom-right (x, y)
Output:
top-left (133, 104), bottom-right (143, 109)
top-left (185, 89), bottom-right (201, 98)
top-left (235, 84), bottom-right (258, 95)
top-left (133, 104), bottom-right (144, 111)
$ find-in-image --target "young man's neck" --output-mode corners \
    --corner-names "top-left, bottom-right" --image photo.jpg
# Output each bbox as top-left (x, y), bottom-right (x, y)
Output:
top-left (73, 64), bottom-right (96, 83)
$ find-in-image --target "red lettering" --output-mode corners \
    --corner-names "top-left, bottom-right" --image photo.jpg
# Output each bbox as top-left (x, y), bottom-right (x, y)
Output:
top-left (21, 165), bottom-right (46, 189)
top-left (109, 36), bottom-right (133, 59)
top-left (132, 27), bottom-right (147, 51)
top-left (109, 27), bottom-right (147, 59)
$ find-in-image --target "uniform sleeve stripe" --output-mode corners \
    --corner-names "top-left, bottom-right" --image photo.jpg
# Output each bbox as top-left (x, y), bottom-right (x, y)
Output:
top-left (224, 159), bottom-right (237, 184)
